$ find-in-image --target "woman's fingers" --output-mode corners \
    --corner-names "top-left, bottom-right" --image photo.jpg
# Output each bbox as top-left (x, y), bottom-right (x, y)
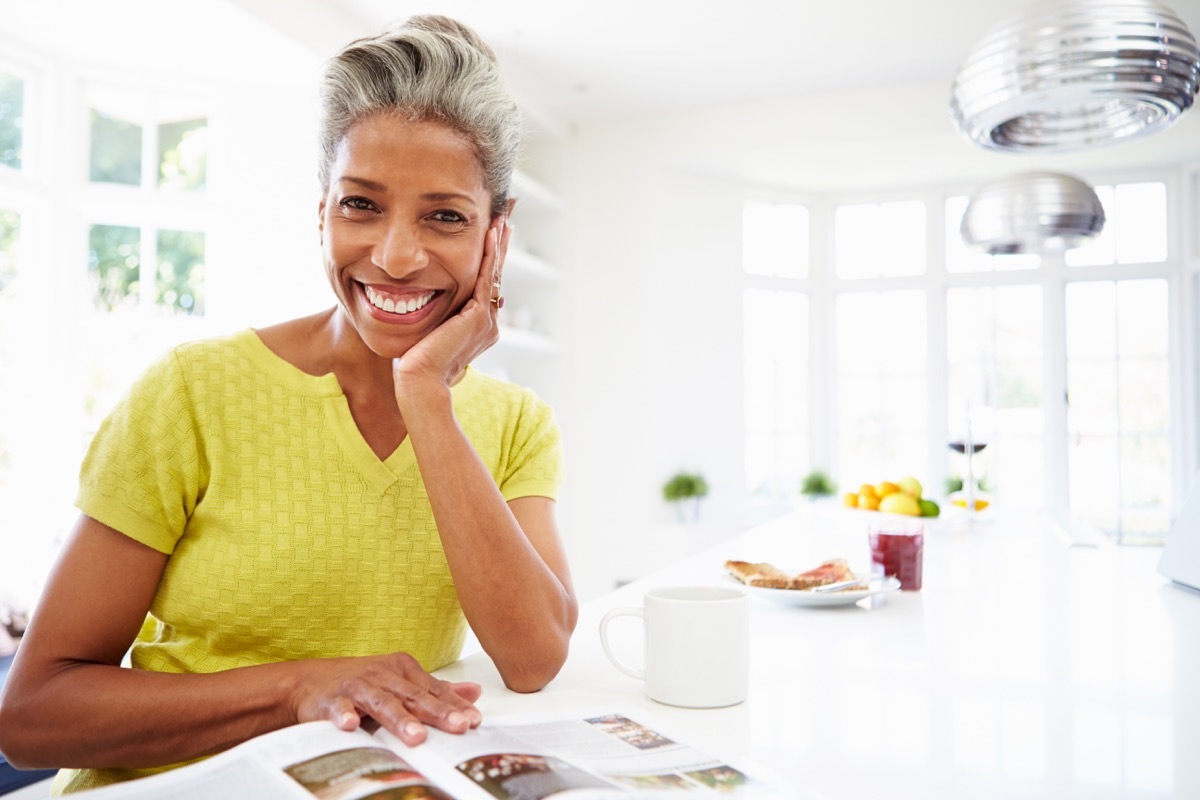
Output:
top-left (295, 653), bottom-right (483, 745)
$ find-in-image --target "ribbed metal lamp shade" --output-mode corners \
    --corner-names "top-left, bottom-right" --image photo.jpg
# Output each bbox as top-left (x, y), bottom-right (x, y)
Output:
top-left (950, 0), bottom-right (1200, 152)
top-left (960, 172), bottom-right (1106, 255)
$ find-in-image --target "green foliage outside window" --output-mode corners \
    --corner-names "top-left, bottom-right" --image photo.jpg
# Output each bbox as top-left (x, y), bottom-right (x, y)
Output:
top-left (88, 224), bottom-right (141, 311)
top-left (0, 72), bottom-right (22, 170)
top-left (156, 229), bottom-right (205, 315)
top-left (158, 118), bottom-right (207, 191)
top-left (0, 208), bottom-right (18, 293)
top-left (89, 109), bottom-right (142, 186)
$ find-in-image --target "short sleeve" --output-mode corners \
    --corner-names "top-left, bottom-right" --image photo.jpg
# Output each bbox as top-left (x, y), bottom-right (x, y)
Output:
top-left (498, 389), bottom-right (564, 502)
top-left (75, 350), bottom-right (207, 554)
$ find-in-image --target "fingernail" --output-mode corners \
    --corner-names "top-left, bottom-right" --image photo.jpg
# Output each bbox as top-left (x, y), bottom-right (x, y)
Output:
top-left (447, 711), bottom-right (467, 729)
top-left (404, 720), bottom-right (424, 738)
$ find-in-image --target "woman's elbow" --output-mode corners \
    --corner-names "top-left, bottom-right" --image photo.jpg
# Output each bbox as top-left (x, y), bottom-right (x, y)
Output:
top-left (498, 638), bottom-right (570, 693)
top-left (0, 695), bottom-right (43, 769)
top-left (496, 611), bottom-right (576, 693)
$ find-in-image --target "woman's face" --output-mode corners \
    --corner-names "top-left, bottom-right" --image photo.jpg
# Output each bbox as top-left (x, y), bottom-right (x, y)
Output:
top-left (319, 114), bottom-right (494, 359)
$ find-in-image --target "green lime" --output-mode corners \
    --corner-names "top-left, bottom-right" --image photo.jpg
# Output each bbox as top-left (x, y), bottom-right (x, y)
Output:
top-left (919, 498), bottom-right (940, 517)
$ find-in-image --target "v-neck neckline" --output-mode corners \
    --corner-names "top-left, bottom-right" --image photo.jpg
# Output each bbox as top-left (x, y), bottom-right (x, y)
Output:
top-left (238, 329), bottom-right (479, 494)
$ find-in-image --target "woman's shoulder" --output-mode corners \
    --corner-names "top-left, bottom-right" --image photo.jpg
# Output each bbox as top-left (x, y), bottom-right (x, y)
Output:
top-left (458, 368), bottom-right (556, 424)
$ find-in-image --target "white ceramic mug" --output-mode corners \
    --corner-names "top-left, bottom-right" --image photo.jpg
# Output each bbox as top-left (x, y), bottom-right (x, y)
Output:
top-left (599, 585), bottom-right (749, 708)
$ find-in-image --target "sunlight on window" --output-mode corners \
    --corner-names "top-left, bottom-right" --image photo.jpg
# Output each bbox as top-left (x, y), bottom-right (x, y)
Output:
top-left (0, 70), bottom-right (23, 170)
top-left (947, 286), bottom-right (1045, 506)
top-left (836, 291), bottom-right (927, 484)
top-left (836, 201), bottom-right (925, 279)
top-left (89, 108), bottom-right (142, 186)
top-left (156, 229), bottom-right (206, 314)
top-left (88, 223), bottom-right (141, 311)
top-left (742, 201), bottom-right (808, 279)
top-left (1066, 183), bottom-right (1167, 267)
top-left (1066, 280), bottom-right (1170, 540)
top-left (0, 207), bottom-right (20, 490)
top-left (158, 117), bottom-right (208, 191)
top-left (744, 289), bottom-right (808, 500)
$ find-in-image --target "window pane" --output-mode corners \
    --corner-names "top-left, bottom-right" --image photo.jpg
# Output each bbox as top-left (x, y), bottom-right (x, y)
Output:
top-left (90, 108), bottom-right (142, 185)
top-left (947, 285), bottom-right (1045, 506)
top-left (0, 208), bottom-right (20, 492)
top-left (158, 117), bottom-right (208, 191)
top-left (88, 224), bottom-right (141, 311)
top-left (945, 195), bottom-right (1040, 273)
top-left (1065, 279), bottom-right (1171, 540)
top-left (156, 229), bottom-right (205, 315)
top-left (836, 291), bottom-right (927, 484)
top-left (742, 201), bottom-right (808, 279)
top-left (0, 207), bottom-right (17, 293)
top-left (0, 71), bottom-right (24, 170)
top-left (836, 201), bottom-right (926, 279)
top-left (1066, 183), bottom-right (1167, 267)
top-left (744, 289), bottom-right (808, 499)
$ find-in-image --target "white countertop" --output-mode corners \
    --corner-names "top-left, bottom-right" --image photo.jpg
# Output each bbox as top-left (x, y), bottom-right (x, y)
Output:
top-left (436, 503), bottom-right (1200, 799)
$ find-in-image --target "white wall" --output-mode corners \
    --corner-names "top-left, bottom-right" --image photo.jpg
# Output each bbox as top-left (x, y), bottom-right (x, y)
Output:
top-left (555, 81), bottom-right (1200, 599)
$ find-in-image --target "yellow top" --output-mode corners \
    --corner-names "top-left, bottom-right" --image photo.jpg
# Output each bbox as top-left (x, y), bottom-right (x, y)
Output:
top-left (55, 329), bottom-right (562, 793)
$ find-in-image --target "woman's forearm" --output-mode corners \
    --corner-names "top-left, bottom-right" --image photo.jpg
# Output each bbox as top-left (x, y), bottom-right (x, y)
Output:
top-left (398, 384), bottom-right (577, 690)
top-left (0, 659), bottom-right (301, 769)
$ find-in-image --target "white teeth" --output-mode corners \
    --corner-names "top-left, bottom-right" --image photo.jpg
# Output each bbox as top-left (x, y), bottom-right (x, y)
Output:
top-left (365, 286), bottom-right (434, 315)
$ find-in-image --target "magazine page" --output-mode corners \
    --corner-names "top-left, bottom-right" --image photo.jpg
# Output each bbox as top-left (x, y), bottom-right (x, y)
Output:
top-left (64, 722), bottom-right (369, 800)
top-left (374, 710), bottom-right (786, 799)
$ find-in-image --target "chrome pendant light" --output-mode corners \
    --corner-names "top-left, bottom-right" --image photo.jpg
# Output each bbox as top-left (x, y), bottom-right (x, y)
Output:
top-left (960, 172), bottom-right (1106, 255)
top-left (950, 0), bottom-right (1200, 152)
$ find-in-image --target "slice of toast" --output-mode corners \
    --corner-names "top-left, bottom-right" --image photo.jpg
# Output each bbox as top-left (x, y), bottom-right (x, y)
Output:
top-left (726, 558), bottom-right (856, 590)
top-left (724, 560), bottom-right (795, 589)
top-left (790, 558), bottom-right (855, 590)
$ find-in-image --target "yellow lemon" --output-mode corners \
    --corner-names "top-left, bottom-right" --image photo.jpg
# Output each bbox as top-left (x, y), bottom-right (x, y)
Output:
top-left (878, 492), bottom-right (922, 516)
top-left (842, 492), bottom-right (859, 508)
top-left (896, 476), bottom-right (923, 498)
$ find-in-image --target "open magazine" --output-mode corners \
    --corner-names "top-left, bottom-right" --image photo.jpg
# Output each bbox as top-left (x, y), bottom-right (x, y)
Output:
top-left (74, 711), bottom-right (787, 799)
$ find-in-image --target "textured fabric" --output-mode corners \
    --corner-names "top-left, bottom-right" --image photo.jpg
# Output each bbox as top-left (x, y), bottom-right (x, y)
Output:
top-left (55, 329), bottom-right (562, 794)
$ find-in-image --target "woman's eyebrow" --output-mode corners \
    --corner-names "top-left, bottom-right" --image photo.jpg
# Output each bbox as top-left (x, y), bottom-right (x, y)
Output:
top-left (338, 175), bottom-right (387, 192)
top-left (337, 177), bottom-right (479, 207)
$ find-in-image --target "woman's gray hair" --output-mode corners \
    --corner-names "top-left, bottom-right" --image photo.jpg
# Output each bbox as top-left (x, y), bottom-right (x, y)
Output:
top-left (318, 15), bottom-right (522, 215)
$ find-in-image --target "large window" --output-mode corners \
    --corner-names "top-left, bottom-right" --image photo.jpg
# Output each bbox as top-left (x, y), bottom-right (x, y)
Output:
top-left (0, 64), bottom-right (214, 603)
top-left (743, 178), bottom-right (1186, 540)
top-left (742, 201), bottom-right (810, 503)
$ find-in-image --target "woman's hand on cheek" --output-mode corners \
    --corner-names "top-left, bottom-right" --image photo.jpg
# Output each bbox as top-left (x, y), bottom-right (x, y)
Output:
top-left (392, 217), bottom-right (510, 404)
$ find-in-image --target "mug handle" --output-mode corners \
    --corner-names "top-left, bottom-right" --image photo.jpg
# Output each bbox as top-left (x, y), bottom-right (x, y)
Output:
top-left (599, 606), bottom-right (645, 680)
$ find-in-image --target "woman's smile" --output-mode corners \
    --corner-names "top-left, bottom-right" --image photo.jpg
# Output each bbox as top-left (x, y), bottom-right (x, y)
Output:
top-left (360, 283), bottom-right (441, 323)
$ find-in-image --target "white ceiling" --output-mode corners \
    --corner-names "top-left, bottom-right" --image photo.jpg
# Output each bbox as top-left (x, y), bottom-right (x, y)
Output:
top-left (334, 0), bottom-right (1200, 124)
top-left (4, 0), bottom-right (1200, 188)
top-left (6, 0), bottom-right (1200, 125)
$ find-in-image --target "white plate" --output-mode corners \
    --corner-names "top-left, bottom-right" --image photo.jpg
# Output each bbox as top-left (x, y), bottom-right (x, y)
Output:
top-left (730, 575), bottom-right (901, 607)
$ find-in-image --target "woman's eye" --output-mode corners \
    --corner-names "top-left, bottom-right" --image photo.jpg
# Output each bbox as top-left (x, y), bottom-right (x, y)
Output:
top-left (340, 197), bottom-right (375, 212)
top-left (431, 210), bottom-right (468, 225)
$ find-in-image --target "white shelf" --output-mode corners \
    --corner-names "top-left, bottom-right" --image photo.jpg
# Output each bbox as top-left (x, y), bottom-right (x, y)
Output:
top-left (512, 169), bottom-right (563, 213)
top-left (505, 247), bottom-right (560, 282)
top-left (497, 324), bottom-right (560, 353)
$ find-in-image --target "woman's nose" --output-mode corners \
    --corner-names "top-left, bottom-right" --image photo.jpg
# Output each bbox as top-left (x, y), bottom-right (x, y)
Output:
top-left (372, 219), bottom-right (429, 277)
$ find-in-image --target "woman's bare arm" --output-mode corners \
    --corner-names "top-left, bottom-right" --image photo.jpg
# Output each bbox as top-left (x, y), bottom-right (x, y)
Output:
top-left (390, 221), bottom-right (578, 691)
top-left (0, 516), bottom-right (481, 770)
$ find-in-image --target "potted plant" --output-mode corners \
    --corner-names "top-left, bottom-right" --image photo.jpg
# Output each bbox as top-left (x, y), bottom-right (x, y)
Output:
top-left (662, 471), bottom-right (709, 523)
top-left (799, 470), bottom-right (837, 499)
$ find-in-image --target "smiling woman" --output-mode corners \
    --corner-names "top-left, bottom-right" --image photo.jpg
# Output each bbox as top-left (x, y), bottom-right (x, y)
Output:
top-left (0, 15), bottom-right (577, 794)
